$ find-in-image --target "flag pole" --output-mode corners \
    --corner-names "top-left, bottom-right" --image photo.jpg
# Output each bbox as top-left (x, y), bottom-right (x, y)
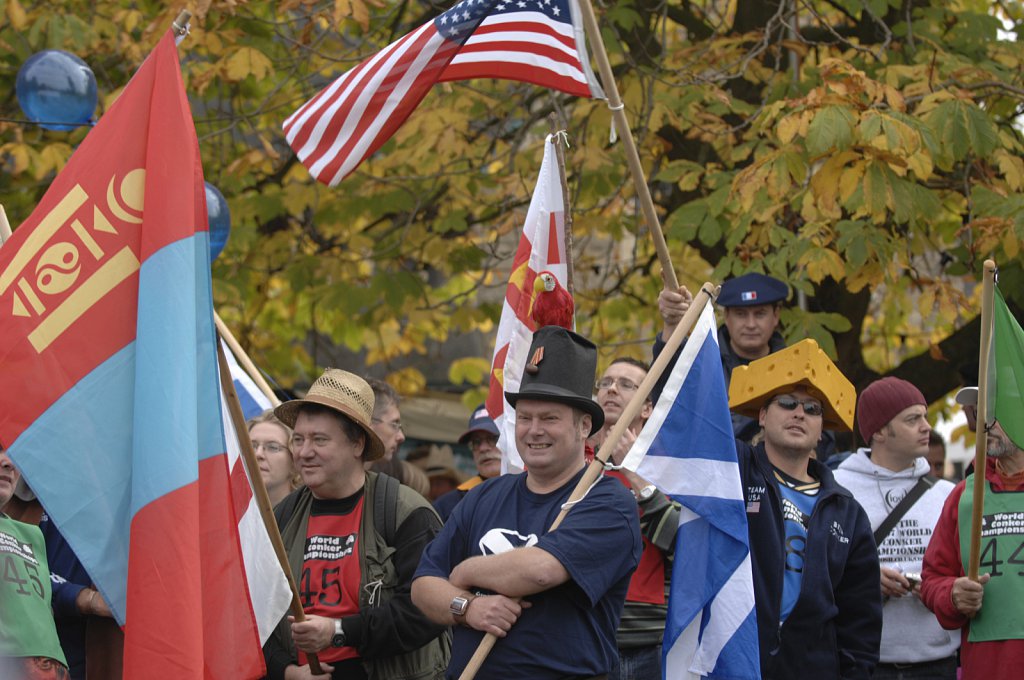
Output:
top-left (214, 311), bottom-right (282, 407)
top-left (575, 0), bottom-right (679, 291)
top-left (215, 338), bottom-right (324, 675)
top-left (457, 281), bottom-right (719, 680)
top-left (967, 259), bottom-right (997, 580)
top-left (549, 118), bottom-right (575, 297)
top-left (0, 204), bottom-right (13, 244)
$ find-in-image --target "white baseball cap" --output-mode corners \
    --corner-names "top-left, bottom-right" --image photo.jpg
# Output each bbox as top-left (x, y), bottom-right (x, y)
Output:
top-left (955, 386), bottom-right (978, 406)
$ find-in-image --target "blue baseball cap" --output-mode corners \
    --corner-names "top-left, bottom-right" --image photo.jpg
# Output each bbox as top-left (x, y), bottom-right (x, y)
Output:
top-left (458, 404), bottom-right (499, 444)
top-left (717, 273), bottom-right (788, 308)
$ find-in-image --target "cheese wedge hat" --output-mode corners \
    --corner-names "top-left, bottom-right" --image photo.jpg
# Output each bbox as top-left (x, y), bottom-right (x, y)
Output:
top-left (728, 339), bottom-right (855, 432)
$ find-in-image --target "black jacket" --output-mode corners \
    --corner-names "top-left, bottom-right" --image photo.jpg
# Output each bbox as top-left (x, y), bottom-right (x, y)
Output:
top-left (738, 441), bottom-right (881, 679)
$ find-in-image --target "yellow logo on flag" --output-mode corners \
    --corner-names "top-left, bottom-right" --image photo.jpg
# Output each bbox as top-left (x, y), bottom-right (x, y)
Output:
top-left (0, 170), bottom-right (145, 353)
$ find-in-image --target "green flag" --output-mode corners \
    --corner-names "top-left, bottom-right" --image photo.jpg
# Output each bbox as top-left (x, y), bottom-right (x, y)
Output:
top-left (993, 288), bottom-right (1024, 448)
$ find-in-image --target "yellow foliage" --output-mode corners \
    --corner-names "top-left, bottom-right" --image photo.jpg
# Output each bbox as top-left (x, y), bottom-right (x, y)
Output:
top-left (811, 151), bottom-right (857, 213)
top-left (777, 112), bottom-right (804, 143)
top-left (224, 47), bottom-right (274, 82)
top-left (387, 367), bottom-right (427, 396)
top-left (1, 142), bottom-right (31, 175)
top-left (838, 160), bottom-right (864, 205)
top-left (995, 150), bottom-right (1024, 191)
top-left (6, 0), bottom-right (27, 30)
top-left (799, 247), bottom-right (846, 283)
top-left (37, 144), bottom-right (72, 178)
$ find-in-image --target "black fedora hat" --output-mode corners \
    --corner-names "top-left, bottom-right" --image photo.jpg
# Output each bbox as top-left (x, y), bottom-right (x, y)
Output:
top-left (505, 326), bottom-right (604, 435)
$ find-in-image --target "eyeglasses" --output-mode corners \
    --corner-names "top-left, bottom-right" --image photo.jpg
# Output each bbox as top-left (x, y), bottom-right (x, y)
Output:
top-left (467, 435), bottom-right (498, 450)
top-left (372, 417), bottom-right (403, 433)
top-left (252, 441), bottom-right (288, 454)
top-left (596, 377), bottom-right (639, 392)
top-left (769, 395), bottom-right (824, 416)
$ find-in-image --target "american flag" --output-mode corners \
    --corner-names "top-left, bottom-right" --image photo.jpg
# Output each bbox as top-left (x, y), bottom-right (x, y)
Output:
top-left (283, 0), bottom-right (603, 186)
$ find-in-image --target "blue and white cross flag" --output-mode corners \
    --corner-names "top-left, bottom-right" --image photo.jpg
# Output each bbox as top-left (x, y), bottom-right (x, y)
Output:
top-left (220, 338), bottom-right (273, 420)
top-left (621, 301), bottom-right (760, 680)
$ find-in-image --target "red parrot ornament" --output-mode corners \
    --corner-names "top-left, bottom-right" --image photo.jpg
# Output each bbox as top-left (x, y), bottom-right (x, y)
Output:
top-left (531, 271), bottom-right (574, 329)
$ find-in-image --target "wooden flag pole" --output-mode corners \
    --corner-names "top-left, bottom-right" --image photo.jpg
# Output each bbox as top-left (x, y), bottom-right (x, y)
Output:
top-left (214, 311), bottom-right (281, 407)
top-left (215, 338), bottom-right (324, 675)
top-left (0, 204), bottom-right (13, 244)
top-left (548, 117), bottom-right (576, 297)
top-left (457, 281), bottom-right (719, 680)
top-left (967, 259), bottom-right (997, 580)
top-left (575, 0), bottom-right (679, 291)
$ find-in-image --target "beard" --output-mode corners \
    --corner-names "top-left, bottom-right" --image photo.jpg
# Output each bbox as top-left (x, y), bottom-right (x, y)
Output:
top-left (987, 431), bottom-right (1021, 458)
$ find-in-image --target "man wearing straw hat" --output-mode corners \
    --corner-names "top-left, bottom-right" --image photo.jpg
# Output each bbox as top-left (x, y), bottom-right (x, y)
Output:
top-left (412, 326), bottom-right (642, 679)
top-left (262, 369), bottom-right (449, 680)
top-left (728, 339), bottom-right (882, 679)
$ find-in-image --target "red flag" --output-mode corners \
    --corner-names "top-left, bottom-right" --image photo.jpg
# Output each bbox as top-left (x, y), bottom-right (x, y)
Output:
top-left (283, 0), bottom-right (603, 186)
top-left (0, 30), bottom-right (281, 678)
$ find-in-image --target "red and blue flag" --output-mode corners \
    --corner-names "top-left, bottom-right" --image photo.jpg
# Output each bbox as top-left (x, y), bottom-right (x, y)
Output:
top-left (0, 30), bottom-right (274, 679)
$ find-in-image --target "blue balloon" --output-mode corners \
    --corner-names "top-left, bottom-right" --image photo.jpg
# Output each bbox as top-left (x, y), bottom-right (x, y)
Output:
top-left (205, 182), bottom-right (231, 261)
top-left (16, 50), bottom-right (97, 131)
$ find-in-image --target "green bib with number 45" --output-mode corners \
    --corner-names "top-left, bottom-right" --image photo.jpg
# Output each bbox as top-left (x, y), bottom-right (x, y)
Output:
top-left (0, 516), bottom-right (67, 664)
top-left (958, 475), bottom-right (1024, 642)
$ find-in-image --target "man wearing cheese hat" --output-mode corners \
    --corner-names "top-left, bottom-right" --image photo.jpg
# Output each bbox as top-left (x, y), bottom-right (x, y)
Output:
top-left (728, 339), bottom-right (882, 680)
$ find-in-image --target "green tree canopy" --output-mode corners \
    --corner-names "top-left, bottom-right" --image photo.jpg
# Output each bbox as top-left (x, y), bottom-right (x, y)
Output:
top-left (2, 0), bottom-right (1022, 441)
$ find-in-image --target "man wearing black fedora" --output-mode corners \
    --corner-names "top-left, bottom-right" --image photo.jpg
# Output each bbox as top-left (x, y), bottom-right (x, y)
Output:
top-left (262, 369), bottom-right (449, 680)
top-left (413, 326), bottom-right (642, 679)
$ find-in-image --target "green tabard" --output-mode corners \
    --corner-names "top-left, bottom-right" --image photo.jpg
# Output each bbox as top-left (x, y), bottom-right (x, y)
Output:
top-left (0, 515), bottom-right (68, 664)
top-left (958, 474), bottom-right (1024, 642)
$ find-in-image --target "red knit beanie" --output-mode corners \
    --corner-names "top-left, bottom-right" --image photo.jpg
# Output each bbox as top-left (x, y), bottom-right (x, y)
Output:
top-left (857, 377), bottom-right (927, 443)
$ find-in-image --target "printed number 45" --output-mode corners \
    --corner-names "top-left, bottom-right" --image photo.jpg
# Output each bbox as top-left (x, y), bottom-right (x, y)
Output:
top-left (2, 555), bottom-right (45, 599)
top-left (299, 567), bottom-right (343, 608)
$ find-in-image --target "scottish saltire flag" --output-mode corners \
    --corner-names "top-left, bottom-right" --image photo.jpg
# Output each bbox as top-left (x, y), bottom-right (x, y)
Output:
top-left (221, 337), bottom-right (274, 420)
top-left (283, 0), bottom-right (603, 186)
top-left (0, 30), bottom-right (277, 679)
top-left (621, 302), bottom-right (759, 679)
top-left (485, 135), bottom-right (571, 472)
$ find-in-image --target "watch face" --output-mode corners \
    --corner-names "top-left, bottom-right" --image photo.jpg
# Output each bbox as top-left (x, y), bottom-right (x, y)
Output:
top-left (449, 596), bottom-right (470, 616)
top-left (332, 633), bottom-right (345, 647)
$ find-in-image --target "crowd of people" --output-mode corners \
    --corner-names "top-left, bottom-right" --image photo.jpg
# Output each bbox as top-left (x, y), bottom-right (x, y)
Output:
top-left (2, 273), bottom-right (1022, 679)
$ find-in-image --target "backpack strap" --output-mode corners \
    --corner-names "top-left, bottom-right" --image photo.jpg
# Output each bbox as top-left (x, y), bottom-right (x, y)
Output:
top-left (373, 472), bottom-right (401, 545)
top-left (873, 475), bottom-right (938, 546)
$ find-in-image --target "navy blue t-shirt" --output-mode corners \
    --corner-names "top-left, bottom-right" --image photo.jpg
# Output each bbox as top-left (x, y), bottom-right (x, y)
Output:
top-left (415, 467), bottom-right (641, 679)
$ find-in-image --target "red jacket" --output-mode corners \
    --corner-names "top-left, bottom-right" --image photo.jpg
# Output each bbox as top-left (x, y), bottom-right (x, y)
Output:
top-left (920, 458), bottom-right (1024, 678)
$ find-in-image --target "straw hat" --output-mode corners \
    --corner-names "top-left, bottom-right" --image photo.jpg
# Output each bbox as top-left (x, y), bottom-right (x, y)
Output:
top-left (275, 369), bottom-right (386, 462)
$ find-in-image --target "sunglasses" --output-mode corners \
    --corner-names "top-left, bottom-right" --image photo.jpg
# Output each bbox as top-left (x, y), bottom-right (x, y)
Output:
top-left (770, 395), bottom-right (824, 416)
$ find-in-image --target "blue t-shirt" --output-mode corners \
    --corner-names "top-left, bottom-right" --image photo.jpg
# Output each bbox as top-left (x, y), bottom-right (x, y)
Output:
top-left (415, 467), bottom-right (641, 679)
top-left (775, 470), bottom-right (820, 622)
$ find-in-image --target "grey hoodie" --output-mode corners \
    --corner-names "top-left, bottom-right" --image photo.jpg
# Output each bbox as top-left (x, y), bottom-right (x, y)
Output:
top-left (834, 450), bottom-right (959, 664)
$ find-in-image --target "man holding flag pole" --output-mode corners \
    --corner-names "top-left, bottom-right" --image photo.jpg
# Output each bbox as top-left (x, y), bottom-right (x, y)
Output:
top-left (622, 304), bottom-right (881, 679)
top-left (413, 325), bottom-right (642, 679)
top-left (921, 260), bottom-right (1024, 677)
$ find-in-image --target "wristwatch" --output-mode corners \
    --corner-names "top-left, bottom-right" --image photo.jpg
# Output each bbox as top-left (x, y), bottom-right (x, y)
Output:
top-left (449, 594), bottom-right (475, 623)
top-left (331, 619), bottom-right (346, 647)
top-left (635, 484), bottom-right (657, 501)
